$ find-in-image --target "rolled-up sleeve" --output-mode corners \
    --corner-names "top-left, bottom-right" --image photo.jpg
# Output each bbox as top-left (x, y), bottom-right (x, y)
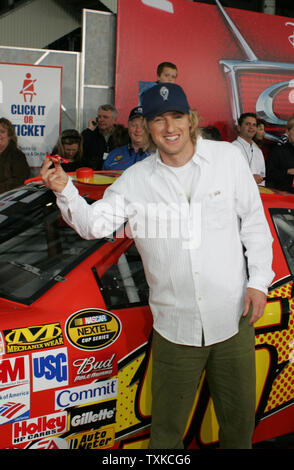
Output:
top-left (55, 177), bottom-right (128, 240)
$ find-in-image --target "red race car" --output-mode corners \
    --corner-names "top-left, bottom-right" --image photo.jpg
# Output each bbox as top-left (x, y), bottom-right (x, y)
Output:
top-left (0, 171), bottom-right (293, 449)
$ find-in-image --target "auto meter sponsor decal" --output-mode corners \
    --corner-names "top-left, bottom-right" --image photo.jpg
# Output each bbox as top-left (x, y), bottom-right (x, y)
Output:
top-left (73, 353), bottom-right (117, 382)
top-left (55, 378), bottom-right (118, 410)
top-left (67, 427), bottom-right (115, 449)
top-left (65, 309), bottom-right (121, 351)
top-left (69, 399), bottom-right (116, 433)
top-left (13, 411), bottom-right (68, 445)
top-left (3, 323), bottom-right (64, 354)
top-left (32, 348), bottom-right (68, 392)
top-left (0, 356), bottom-right (30, 425)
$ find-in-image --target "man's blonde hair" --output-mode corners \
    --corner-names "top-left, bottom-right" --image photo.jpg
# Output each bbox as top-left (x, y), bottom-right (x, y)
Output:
top-left (144, 110), bottom-right (200, 152)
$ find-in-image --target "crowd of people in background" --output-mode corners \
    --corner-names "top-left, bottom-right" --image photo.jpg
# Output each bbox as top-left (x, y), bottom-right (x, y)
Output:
top-left (0, 61), bottom-right (294, 194)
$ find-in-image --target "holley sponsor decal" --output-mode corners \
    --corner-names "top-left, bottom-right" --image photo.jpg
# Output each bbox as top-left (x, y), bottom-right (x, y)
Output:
top-left (13, 411), bottom-right (67, 444)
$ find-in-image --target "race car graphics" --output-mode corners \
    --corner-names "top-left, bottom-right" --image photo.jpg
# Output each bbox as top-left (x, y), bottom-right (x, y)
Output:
top-left (0, 356), bottom-right (30, 425)
top-left (3, 323), bottom-right (64, 354)
top-left (0, 401), bottom-right (28, 425)
top-left (13, 412), bottom-right (68, 444)
top-left (65, 309), bottom-right (122, 351)
top-left (25, 436), bottom-right (69, 449)
top-left (55, 378), bottom-right (118, 410)
top-left (32, 348), bottom-right (68, 392)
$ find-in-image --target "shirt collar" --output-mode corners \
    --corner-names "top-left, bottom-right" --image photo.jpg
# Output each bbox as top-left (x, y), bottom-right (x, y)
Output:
top-left (237, 136), bottom-right (253, 148)
top-left (151, 136), bottom-right (211, 171)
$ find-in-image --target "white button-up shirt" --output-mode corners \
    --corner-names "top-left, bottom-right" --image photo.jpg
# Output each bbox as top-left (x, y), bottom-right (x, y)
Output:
top-left (56, 137), bottom-right (274, 347)
top-left (232, 136), bottom-right (266, 185)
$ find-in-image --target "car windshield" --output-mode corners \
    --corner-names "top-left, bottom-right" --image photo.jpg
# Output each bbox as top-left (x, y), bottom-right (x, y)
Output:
top-left (270, 208), bottom-right (294, 276)
top-left (0, 183), bottom-right (105, 305)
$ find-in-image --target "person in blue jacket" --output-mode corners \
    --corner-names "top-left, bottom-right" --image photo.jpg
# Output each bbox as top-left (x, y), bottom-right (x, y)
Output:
top-left (103, 107), bottom-right (151, 171)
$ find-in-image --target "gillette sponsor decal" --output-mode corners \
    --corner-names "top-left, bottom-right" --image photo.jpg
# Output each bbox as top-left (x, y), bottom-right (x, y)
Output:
top-left (69, 399), bottom-right (116, 433)
top-left (55, 378), bottom-right (118, 410)
top-left (12, 411), bottom-right (67, 444)
top-left (32, 348), bottom-right (68, 392)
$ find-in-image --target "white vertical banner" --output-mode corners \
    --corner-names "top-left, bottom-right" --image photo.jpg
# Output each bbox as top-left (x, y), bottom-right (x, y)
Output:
top-left (0, 62), bottom-right (62, 172)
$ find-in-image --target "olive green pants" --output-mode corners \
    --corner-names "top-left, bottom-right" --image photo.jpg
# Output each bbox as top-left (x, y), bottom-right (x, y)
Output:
top-left (149, 316), bottom-right (256, 449)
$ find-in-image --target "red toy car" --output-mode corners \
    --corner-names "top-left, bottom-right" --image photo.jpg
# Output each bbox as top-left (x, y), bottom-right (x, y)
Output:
top-left (0, 172), bottom-right (293, 449)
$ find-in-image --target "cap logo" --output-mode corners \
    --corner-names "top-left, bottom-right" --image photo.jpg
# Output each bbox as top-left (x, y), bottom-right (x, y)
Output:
top-left (160, 86), bottom-right (169, 101)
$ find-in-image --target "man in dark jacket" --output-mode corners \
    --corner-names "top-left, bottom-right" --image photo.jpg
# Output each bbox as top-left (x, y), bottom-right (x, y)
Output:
top-left (82, 104), bottom-right (118, 170)
top-left (266, 115), bottom-right (294, 193)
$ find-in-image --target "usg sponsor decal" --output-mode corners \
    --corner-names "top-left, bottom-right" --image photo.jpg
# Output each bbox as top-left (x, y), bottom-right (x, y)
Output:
top-left (65, 309), bottom-right (121, 351)
top-left (32, 347), bottom-right (68, 392)
top-left (69, 399), bottom-right (116, 433)
top-left (12, 411), bottom-right (67, 444)
top-left (4, 323), bottom-right (64, 354)
top-left (67, 427), bottom-right (115, 449)
top-left (55, 378), bottom-right (118, 410)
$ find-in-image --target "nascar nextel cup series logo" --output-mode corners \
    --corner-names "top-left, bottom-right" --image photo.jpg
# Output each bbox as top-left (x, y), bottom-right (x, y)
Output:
top-left (65, 309), bottom-right (121, 351)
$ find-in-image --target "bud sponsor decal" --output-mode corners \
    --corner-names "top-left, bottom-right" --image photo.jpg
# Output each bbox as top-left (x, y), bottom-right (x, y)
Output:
top-left (67, 427), bottom-right (115, 449)
top-left (32, 348), bottom-right (68, 392)
top-left (55, 378), bottom-right (118, 410)
top-left (4, 322), bottom-right (64, 354)
top-left (73, 353), bottom-right (117, 382)
top-left (65, 309), bottom-right (121, 351)
top-left (69, 399), bottom-right (116, 433)
top-left (12, 411), bottom-right (67, 444)
top-left (0, 356), bottom-right (30, 425)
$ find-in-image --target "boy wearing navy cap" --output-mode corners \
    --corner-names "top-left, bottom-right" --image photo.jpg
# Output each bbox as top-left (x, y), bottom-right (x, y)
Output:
top-left (41, 83), bottom-right (274, 449)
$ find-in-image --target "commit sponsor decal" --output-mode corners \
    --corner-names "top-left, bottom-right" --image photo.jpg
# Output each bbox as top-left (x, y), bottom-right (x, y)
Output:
top-left (55, 378), bottom-right (118, 410)
top-left (3, 323), bottom-right (64, 354)
top-left (65, 309), bottom-right (121, 351)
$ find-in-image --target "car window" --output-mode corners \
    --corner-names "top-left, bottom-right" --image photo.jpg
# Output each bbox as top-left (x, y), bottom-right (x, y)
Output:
top-left (0, 184), bottom-right (105, 304)
top-left (96, 243), bottom-right (149, 309)
top-left (270, 208), bottom-right (294, 276)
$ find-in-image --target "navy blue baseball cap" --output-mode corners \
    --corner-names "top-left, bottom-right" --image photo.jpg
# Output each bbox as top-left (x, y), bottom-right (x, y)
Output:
top-left (141, 83), bottom-right (190, 121)
top-left (128, 106), bottom-right (143, 121)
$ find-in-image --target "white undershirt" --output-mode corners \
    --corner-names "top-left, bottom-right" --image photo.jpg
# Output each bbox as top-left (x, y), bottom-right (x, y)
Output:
top-left (163, 159), bottom-right (197, 201)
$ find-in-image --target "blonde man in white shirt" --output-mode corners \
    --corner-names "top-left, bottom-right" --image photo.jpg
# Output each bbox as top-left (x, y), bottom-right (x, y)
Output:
top-left (40, 84), bottom-right (274, 449)
top-left (232, 112), bottom-right (266, 185)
